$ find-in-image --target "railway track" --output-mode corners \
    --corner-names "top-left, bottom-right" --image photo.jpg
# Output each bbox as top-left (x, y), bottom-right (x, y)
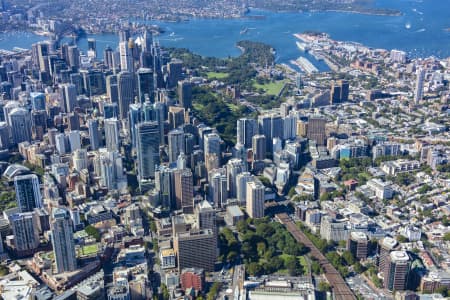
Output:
top-left (275, 213), bottom-right (356, 300)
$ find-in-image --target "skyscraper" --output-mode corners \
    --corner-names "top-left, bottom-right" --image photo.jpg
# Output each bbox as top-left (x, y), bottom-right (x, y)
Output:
top-left (414, 68), bottom-right (425, 104)
top-left (347, 231), bottom-right (368, 260)
top-left (175, 169), bottom-right (194, 213)
top-left (136, 122), bottom-right (160, 180)
top-left (10, 212), bottom-right (40, 255)
top-left (51, 208), bottom-right (77, 273)
top-left (15, 174), bottom-right (42, 213)
top-left (67, 46), bottom-right (80, 70)
top-left (236, 172), bottom-right (253, 205)
top-left (307, 116), bottom-right (327, 146)
top-left (104, 118), bottom-right (120, 152)
top-left (106, 74), bottom-right (119, 103)
top-left (246, 180), bottom-right (265, 219)
top-left (137, 68), bottom-right (154, 103)
top-left (168, 129), bottom-right (185, 163)
top-left (252, 134), bottom-right (266, 161)
top-left (174, 229), bottom-right (217, 272)
top-left (237, 118), bottom-right (257, 149)
top-left (88, 119), bottom-right (101, 150)
top-left (208, 169), bottom-right (228, 208)
top-left (9, 107), bottom-right (32, 144)
top-left (384, 251), bottom-right (410, 291)
top-left (195, 200), bottom-right (216, 234)
top-left (204, 133), bottom-right (222, 162)
top-left (177, 80), bottom-right (192, 109)
top-left (119, 41), bottom-right (134, 73)
top-left (167, 60), bottom-right (183, 88)
top-left (226, 158), bottom-right (245, 198)
top-left (60, 83), bottom-right (77, 113)
top-left (118, 71), bottom-right (135, 119)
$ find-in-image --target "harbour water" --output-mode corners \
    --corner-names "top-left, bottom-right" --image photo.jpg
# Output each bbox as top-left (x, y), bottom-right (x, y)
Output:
top-left (1, 0), bottom-right (449, 68)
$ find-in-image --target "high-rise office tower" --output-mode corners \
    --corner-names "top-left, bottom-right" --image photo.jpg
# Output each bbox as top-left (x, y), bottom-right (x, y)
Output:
top-left (67, 130), bottom-right (81, 152)
top-left (167, 60), bottom-right (183, 88)
top-left (70, 73), bottom-right (84, 94)
top-left (155, 166), bottom-right (175, 210)
top-left (252, 134), bottom-right (266, 161)
top-left (68, 46), bottom-right (80, 70)
top-left (30, 92), bottom-right (46, 111)
top-left (347, 231), bottom-right (368, 260)
top-left (119, 29), bottom-right (131, 43)
top-left (378, 236), bottom-right (398, 277)
top-left (31, 110), bottom-right (47, 141)
top-left (10, 212), bottom-right (40, 254)
top-left (137, 68), bottom-right (154, 104)
top-left (330, 80), bottom-right (349, 104)
top-left (0, 122), bottom-right (10, 149)
top-left (136, 122), bottom-right (160, 180)
top-left (9, 107), bottom-right (32, 144)
top-left (142, 27), bottom-right (153, 52)
top-left (55, 133), bottom-right (66, 155)
top-left (209, 169), bottom-right (228, 208)
top-left (73, 148), bottom-right (88, 172)
top-left (88, 119), bottom-right (101, 150)
top-left (258, 114), bottom-right (283, 151)
top-left (204, 133), bottom-right (222, 162)
top-left (168, 129), bottom-right (185, 163)
top-left (236, 172), bottom-right (253, 205)
top-left (119, 41), bottom-right (134, 73)
top-left (226, 158), bottom-right (245, 198)
top-left (103, 102), bottom-right (119, 119)
top-left (168, 106), bottom-right (185, 130)
top-left (51, 208), bottom-right (77, 273)
top-left (61, 83), bottom-right (77, 113)
top-left (283, 115), bottom-right (297, 140)
top-left (384, 251), bottom-right (410, 291)
top-left (307, 116), bottom-right (327, 146)
top-left (87, 38), bottom-right (97, 58)
top-left (237, 118), bottom-right (257, 149)
top-left (104, 118), bottom-right (120, 152)
top-left (106, 75), bottom-right (119, 103)
top-left (174, 229), bottom-right (217, 272)
top-left (117, 71), bottom-right (134, 119)
top-left (104, 46), bottom-right (114, 70)
top-left (175, 169), bottom-right (194, 213)
top-left (414, 68), bottom-right (425, 104)
top-left (246, 180), bottom-right (265, 219)
top-left (128, 103), bottom-right (142, 148)
top-left (177, 80), bottom-right (192, 109)
top-left (14, 174), bottom-right (42, 213)
top-left (195, 200), bottom-right (217, 239)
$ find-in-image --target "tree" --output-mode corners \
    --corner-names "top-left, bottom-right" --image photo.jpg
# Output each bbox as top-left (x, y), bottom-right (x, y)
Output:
top-left (161, 283), bottom-right (170, 300)
top-left (342, 251), bottom-right (355, 266)
top-left (85, 225), bottom-right (101, 241)
top-left (207, 282), bottom-right (222, 300)
top-left (443, 232), bottom-right (450, 241)
top-left (435, 286), bottom-right (449, 297)
top-left (353, 262), bottom-right (365, 274)
top-left (246, 262), bottom-right (262, 276)
top-left (311, 260), bottom-right (323, 275)
top-left (318, 281), bottom-right (331, 292)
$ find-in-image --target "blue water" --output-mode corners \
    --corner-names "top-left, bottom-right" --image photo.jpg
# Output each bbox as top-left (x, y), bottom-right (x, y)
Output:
top-left (1, 0), bottom-right (449, 66)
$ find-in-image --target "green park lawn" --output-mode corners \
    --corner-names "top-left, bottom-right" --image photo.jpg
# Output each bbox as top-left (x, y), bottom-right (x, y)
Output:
top-left (206, 72), bottom-right (229, 79)
top-left (253, 80), bottom-right (287, 96)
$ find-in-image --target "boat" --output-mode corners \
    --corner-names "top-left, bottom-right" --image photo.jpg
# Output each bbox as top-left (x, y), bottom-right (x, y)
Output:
top-left (405, 22), bottom-right (411, 29)
top-left (240, 27), bottom-right (249, 35)
top-left (169, 32), bottom-right (175, 36)
top-left (296, 41), bottom-right (310, 52)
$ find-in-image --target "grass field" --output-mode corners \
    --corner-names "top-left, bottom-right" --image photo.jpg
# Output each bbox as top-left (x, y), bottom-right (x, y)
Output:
top-left (206, 72), bottom-right (229, 79)
top-left (253, 80), bottom-right (287, 96)
top-left (79, 244), bottom-right (99, 256)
